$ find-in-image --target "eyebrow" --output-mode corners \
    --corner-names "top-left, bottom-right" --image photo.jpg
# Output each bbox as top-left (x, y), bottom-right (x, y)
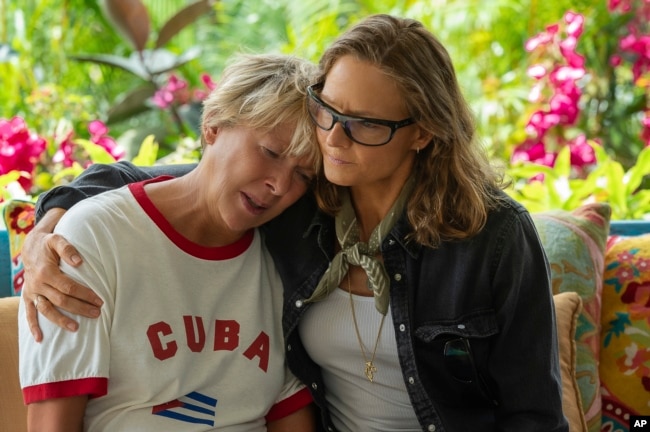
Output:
top-left (317, 91), bottom-right (386, 119)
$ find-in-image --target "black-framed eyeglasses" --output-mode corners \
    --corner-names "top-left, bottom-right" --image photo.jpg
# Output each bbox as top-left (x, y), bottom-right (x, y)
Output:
top-left (307, 84), bottom-right (416, 146)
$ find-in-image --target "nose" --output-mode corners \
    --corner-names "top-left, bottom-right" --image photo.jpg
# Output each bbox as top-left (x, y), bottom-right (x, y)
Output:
top-left (322, 121), bottom-right (352, 148)
top-left (266, 167), bottom-right (292, 196)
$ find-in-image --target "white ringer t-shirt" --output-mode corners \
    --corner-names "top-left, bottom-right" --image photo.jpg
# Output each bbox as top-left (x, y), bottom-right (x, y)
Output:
top-left (19, 179), bottom-right (311, 431)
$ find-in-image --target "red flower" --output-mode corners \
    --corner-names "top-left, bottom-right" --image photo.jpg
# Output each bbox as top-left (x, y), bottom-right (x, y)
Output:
top-left (0, 116), bottom-right (47, 191)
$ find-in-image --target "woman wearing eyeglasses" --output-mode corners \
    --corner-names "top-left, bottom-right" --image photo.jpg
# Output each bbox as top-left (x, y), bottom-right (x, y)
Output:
top-left (21, 14), bottom-right (568, 432)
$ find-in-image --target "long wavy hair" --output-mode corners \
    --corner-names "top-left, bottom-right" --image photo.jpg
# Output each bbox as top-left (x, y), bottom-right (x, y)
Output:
top-left (315, 14), bottom-right (507, 247)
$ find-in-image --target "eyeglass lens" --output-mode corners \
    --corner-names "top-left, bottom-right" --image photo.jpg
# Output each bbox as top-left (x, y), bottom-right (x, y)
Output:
top-left (443, 338), bottom-right (475, 383)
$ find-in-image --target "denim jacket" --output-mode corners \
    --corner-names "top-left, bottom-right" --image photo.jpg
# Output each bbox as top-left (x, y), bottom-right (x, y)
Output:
top-left (37, 161), bottom-right (568, 432)
top-left (263, 192), bottom-right (568, 432)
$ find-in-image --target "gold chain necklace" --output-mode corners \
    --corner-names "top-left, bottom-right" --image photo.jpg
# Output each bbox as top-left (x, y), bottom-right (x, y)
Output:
top-left (347, 272), bottom-right (386, 382)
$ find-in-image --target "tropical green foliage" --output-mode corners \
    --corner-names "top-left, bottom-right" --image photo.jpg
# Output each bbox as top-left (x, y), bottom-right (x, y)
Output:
top-left (508, 143), bottom-right (650, 220)
top-left (1, 0), bottom-right (649, 218)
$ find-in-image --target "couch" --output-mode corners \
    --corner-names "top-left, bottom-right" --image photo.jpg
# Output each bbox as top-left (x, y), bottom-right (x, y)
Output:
top-left (0, 200), bottom-right (648, 432)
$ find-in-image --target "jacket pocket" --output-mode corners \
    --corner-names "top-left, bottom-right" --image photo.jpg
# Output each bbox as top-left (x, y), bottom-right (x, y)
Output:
top-left (414, 310), bottom-right (499, 407)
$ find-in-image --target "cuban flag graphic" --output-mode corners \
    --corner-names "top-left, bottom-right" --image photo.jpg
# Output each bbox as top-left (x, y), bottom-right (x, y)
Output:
top-left (152, 391), bottom-right (218, 426)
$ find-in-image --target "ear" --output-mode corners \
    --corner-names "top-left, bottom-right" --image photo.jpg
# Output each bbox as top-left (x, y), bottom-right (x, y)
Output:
top-left (202, 124), bottom-right (219, 146)
top-left (410, 125), bottom-right (434, 152)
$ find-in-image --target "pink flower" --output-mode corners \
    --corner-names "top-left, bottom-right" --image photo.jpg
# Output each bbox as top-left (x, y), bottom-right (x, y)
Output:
top-left (550, 93), bottom-right (579, 125)
top-left (152, 74), bottom-right (189, 109)
top-left (617, 250), bottom-right (635, 263)
top-left (53, 121), bottom-right (125, 168)
top-left (88, 120), bottom-right (125, 160)
top-left (152, 89), bottom-right (175, 109)
top-left (201, 73), bottom-right (217, 91)
top-left (52, 131), bottom-right (75, 167)
top-left (0, 116), bottom-right (47, 191)
top-left (636, 257), bottom-right (650, 272)
top-left (568, 135), bottom-right (596, 167)
top-left (152, 73), bottom-right (216, 108)
top-left (610, 55), bottom-right (623, 67)
top-left (616, 265), bottom-right (636, 282)
top-left (527, 65), bottom-right (547, 79)
top-left (525, 24), bottom-right (559, 51)
top-left (564, 11), bottom-right (584, 39)
top-left (511, 141), bottom-right (557, 168)
top-left (526, 111), bottom-right (561, 138)
top-left (642, 112), bottom-right (650, 146)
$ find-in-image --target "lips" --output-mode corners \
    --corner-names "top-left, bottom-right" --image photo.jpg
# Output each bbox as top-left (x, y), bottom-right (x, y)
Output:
top-left (325, 153), bottom-right (350, 165)
top-left (241, 192), bottom-right (269, 215)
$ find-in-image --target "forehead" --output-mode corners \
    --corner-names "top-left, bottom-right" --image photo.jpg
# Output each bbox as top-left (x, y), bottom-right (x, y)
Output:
top-left (265, 124), bottom-right (318, 171)
top-left (321, 55), bottom-right (408, 117)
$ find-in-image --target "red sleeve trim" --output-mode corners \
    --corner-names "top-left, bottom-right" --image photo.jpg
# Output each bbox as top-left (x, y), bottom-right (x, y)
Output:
top-left (265, 387), bottom-right (313, 422)
top-left (23, 377), bottom-right (108, 404)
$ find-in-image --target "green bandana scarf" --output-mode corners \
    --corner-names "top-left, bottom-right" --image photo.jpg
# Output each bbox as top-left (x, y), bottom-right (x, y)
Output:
top-left (306, 178), bottom-right (414, 315)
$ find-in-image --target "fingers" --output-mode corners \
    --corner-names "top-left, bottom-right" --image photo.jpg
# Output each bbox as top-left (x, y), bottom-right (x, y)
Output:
top-left (36, 274), bottom-right (102, 317)
top-left (32, 293), bottom-right (80, 332)
top-left (49, 233), bottom-right (82, 267)
top-left (25, 296), bottom-right (43, 342)
top-left (23, 228), bottom-right (103, 310)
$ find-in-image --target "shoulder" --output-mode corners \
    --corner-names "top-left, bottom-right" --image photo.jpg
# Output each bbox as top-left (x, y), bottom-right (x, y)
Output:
top-left (57, 187), bottom-right (133, 234)
top-left (486, 191), bottom-right (535, 233)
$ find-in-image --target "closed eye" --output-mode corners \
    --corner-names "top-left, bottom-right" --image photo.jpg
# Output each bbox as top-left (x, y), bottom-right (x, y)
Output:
top-left (262, 146), bottom-right (280, 159)
top-left (295, 169), bottom-right (315, 185)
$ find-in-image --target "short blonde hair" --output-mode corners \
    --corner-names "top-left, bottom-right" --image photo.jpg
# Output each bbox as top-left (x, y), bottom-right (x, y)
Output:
top-left (202, 53), bottom-right (320, 171)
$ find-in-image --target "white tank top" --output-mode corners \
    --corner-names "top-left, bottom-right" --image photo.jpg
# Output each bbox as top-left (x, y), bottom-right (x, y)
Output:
top-left (299, 288), bottom-right (421, 431)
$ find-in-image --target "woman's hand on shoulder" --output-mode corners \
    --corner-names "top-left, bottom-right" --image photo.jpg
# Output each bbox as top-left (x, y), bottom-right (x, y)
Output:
top-left (22, 208), bottom-right (103, 342)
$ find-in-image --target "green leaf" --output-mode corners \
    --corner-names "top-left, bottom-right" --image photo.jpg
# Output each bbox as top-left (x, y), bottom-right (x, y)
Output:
top-left (155, 0), bottom-right (215, 49)
top-left (100, 0), bottom-right (151, 51)
top-left (70, 47), bottom-right (201, 81)
top-left (73, 139), bottom-right (118, 164)
top-left (131, 135), bottom-right (159, 166)
top-left (52, 164), bottom-right (85, 184)
top-left (553, 146), bottom-right (572, 178)
top-left (625, 145), bottom-right (650, 195)
top-left (607, 162), bottom-right (628, 216)
top-left (107, 84), bottom-right (157, 124)
top-left (70, 53), bottom-right (151, 80)
top-left (0, 171), bottom-right (22, 188)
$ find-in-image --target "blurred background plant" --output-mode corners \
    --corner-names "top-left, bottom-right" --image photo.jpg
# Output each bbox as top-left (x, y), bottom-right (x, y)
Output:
top-left (1, 0), bottom-right (649, 219)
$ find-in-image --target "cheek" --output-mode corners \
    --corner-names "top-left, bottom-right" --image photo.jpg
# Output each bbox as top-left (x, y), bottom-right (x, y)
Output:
top-left (317, 128), bottom-right (336, 146)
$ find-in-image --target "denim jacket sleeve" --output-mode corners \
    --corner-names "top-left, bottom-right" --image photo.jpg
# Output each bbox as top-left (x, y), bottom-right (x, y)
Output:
top-left (35, 161), bottom-right (196, 222)
top-left (486, 206), bottom-right (567, 430)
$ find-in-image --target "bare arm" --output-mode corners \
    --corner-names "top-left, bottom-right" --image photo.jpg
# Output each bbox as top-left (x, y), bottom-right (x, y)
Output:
top-left (266, 404), bottom-right (315, 432)
top-left (27, 396), bottom-right (88, 432)
top-left (22, 208), bottom-right (102, 342)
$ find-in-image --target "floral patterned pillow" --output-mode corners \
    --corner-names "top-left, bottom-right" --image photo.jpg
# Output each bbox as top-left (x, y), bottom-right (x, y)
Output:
top-left (532, 203), bottom-right (611, 432)
top-left (601, 234), bottom-right (650, 431)
top-left (2, 200), bottom-right (36, 296)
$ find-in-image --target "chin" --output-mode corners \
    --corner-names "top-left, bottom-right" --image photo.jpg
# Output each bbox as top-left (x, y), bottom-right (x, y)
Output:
top-left (323, 169), bottom-right (353, 187)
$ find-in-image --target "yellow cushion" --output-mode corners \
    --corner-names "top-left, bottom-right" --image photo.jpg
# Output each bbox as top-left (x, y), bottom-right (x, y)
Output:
top-left (0, 296), bottom-right (27, 432)
top-left (554, 291), bottom-right (588, 432)
top-left (600, 233), bottom-right (650, 429)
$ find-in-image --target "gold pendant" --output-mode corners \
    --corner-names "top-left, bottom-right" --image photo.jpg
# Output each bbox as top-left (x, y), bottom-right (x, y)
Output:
top-left (364, 361), bottom-right (377, 382)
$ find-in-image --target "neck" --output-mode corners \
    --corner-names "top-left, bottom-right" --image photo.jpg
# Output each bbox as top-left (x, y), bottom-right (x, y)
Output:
top-left (146, 175), bottom-right (242, 247)
top-left (348, 180), bottom-right (408, 242)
